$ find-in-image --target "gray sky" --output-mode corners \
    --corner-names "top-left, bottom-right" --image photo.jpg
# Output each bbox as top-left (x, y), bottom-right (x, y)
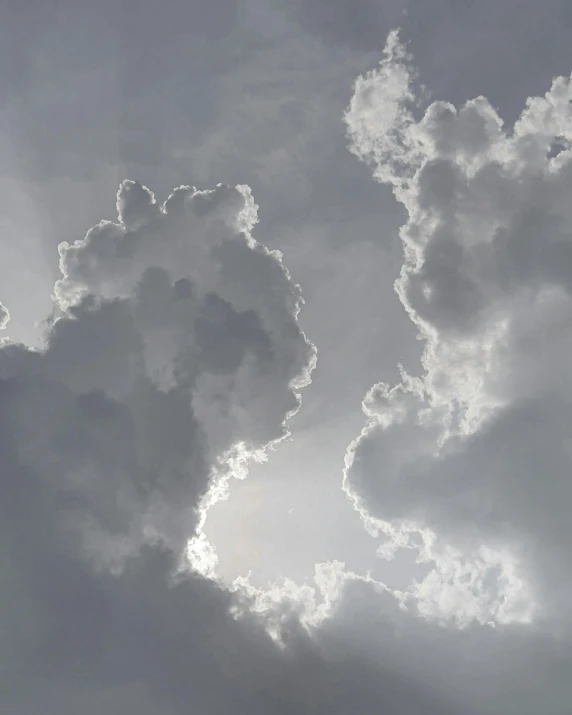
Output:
top-left (2, 1), bottom-right (572, 713)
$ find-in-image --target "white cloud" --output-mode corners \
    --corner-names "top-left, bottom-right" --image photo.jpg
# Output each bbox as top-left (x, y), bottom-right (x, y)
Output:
top-left (0, 182), bottom-right (469, 715)
top-left (345, 30), bottom-right (424, 195)
top-left (342, 26), bottom-right (572, 701)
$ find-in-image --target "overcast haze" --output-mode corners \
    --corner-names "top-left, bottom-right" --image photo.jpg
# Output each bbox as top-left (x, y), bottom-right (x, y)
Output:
top-left (2, 1), bottom-right (572, 713)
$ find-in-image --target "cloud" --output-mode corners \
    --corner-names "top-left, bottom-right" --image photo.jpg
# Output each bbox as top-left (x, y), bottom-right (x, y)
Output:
top-left (8, 26), bottom-right (572, 714)
top-left (0, 301), bottom-right (9, 332)
top-left (281, 0), bottom-right (397, 50)
top-left (0, 178), bottom-right (471, 714)
top-left (1, 180), bottom-right (315, 570)
top-left (316, 568), bottom-right (572, 715)
top-left (341, 27), bottom-right (572, 707)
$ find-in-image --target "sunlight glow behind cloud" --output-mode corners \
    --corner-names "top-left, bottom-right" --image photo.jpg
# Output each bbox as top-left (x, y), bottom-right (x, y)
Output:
top-left (3, 12), bottom-right (572, 714)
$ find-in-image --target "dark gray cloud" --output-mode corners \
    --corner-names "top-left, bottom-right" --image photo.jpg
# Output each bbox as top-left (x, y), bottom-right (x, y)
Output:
top-left (5, 3), bottom-right (572, 713)
top-left (0, 178), bottom-right (467, 715)
top-left (319, 574), bottom-right (572, 715)
top-left (2, 544), bottom-right (464, 715)
top-left (6, 180), bottom-right (313, 564)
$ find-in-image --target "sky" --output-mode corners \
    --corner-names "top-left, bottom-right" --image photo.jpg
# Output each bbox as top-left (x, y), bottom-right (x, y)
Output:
top-left (2, 1), bottom-right (572, 713)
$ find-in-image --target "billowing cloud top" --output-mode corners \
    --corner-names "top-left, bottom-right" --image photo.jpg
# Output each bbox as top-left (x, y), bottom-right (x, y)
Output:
top-left (333, 29), bottom-right (572, 715)
top-left (0, 179), bottom-right (338, 714)
top-left (0, 180), bottom-right (314, 572)
top-left (345, 28), bottom-right (572, 628)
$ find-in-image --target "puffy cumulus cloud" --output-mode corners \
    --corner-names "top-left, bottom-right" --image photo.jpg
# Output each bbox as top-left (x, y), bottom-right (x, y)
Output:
top-left (0, 179), bottom-right (316, 574)
top-left (343, 24), bottom-right (572, 678)
top-left (0, 179), bottom-right (472, 715)
top-left (56, 180), bottom-right (314, 463)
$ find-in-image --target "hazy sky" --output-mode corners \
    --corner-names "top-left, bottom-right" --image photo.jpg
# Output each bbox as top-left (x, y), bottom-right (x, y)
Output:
top-left (2, 1), bottom-right (572, 713)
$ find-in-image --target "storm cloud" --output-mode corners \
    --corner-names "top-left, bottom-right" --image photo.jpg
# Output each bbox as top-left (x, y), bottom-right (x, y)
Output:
top-left (3, 4), bottom-right (572, 713)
